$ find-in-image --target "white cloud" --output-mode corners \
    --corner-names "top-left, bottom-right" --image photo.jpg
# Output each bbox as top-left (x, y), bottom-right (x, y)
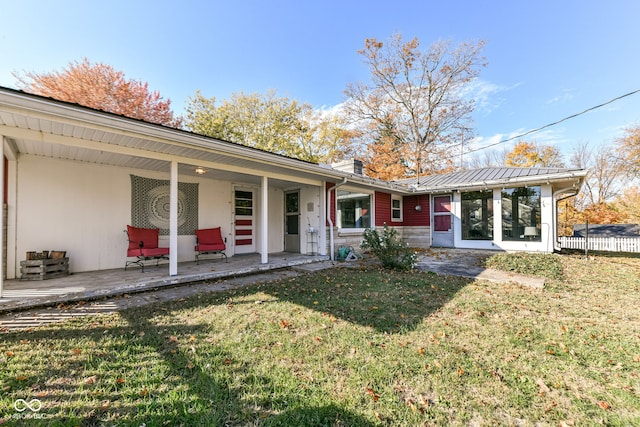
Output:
top-left (314, 102), bottom-right (346, 118)
top-left (461, 79), bottom-right (523, 115)
top-left (545, 89), bottom-right (575, 105)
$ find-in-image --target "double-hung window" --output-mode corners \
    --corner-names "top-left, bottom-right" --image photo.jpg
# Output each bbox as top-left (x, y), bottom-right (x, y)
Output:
top-left (391, 196), bottom-right (402, 222)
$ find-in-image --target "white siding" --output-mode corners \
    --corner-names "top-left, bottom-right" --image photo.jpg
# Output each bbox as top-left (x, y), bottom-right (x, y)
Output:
top-left (12, 155), bottom-right (286, 276)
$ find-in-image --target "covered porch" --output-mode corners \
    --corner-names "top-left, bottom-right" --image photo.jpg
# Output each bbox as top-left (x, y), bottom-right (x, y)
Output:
top-left (0, 252), bottom-right (329, 313)
top-left (0, 88), bottom-right (350, 297)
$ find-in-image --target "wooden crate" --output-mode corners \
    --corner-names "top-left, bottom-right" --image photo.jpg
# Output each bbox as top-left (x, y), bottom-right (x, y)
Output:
top-left (20, 257), bottom-right (69, 281)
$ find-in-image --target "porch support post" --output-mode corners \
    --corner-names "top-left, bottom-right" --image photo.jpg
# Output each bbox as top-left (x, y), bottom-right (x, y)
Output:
top-left (318, 182), bottom-right (327, 256)
top-left (260, 175), bottom-right (268, 264)
top-left (169, 160), bottom-right (178, 276)
top-left (0, 137), bottom-right (4, 297)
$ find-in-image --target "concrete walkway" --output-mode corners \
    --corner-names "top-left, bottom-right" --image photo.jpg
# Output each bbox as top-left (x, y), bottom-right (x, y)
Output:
top-left (0, 249), bottom-right (544, 331)
top-left (415, 248), bottom-right (545, 289)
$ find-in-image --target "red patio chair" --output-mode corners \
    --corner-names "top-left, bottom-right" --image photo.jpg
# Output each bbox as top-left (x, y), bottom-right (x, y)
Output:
top-left (195, 227), bottom-right (227, 264)
top-left (125, 225), bottom-right (170, 272)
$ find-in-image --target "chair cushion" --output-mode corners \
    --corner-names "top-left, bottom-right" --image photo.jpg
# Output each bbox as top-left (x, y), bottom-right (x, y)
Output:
top-left (195, 228), bottom-right (225, 246)
top-left (195, 243), bottom-right (226, 252)
top-left (140, 247), bottom-right (170, 257)
top-left (127, 225), bottom-right (160, 250)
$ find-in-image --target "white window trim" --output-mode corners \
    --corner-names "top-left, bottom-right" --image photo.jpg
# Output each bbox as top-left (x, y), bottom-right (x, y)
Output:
top-left (336, 188), bottom-right (374, 232)
top-left (391, 195), bottom-right (403, 222)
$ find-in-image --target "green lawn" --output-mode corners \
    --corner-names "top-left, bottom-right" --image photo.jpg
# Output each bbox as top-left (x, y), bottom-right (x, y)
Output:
top-left (1, 254), bottom-right (639, 426)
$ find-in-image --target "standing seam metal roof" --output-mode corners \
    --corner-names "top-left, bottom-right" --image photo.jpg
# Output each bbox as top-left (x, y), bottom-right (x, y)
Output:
top-left (395, 167), bottom-right (585, 190)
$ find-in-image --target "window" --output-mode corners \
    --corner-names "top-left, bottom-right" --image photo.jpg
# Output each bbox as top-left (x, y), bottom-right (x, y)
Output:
top-left (391, 196), bottom-right (402, 222)
top-left (461, 191), bottom-right (493, 240)
top-left (234, 190), bottom-right (253, 216)
top-left (501, 186), bottom-right (541, 241)
top-left (337, 190), bottom-right (371, 229)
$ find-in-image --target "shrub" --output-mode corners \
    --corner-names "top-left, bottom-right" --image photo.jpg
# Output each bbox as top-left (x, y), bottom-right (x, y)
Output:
top-left (361, 224), bottom-right (417, 271)
top-left (485, 252), bottom-right (564, 280)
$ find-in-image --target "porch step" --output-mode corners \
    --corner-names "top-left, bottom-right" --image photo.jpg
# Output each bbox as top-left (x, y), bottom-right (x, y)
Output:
top-left (291, 261), bottom-right (335, 272)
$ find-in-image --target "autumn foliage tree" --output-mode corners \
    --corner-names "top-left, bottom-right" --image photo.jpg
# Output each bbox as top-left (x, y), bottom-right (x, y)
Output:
top-left (504, 140), bottom-right (565, 168)
top-left (185, 90), bottom-right (351, 163)
top-left (616, 124), bottom-right (640, 176)
top-left (563, 142), bottom-right (630, 226)
top-left (14, 58), bottom-right (182, 128)
top-left (344, 34), bottom-right (486, 180)
top-left (612, 186), bottom-right (640, 224)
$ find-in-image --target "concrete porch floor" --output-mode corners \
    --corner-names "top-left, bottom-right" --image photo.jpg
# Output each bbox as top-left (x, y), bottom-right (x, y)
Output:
top-left (0, 253), bottom-right (329, 313)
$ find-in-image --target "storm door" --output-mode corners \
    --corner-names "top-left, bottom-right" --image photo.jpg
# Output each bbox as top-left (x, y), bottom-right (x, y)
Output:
top-left (234, 188), bottom-right (256, 253)
top-left (432, 195), bottom-right (454, 247)
top-left (284, 191), bottom-right (300, 252)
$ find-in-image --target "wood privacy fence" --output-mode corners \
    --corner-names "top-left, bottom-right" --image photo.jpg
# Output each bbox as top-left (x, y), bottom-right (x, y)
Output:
top-left (559, 236), bottom-right (640, 253)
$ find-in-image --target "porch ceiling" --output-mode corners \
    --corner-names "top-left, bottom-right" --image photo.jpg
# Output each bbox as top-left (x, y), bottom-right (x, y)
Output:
top-left (0, 98), bottom-right (325, 189)
top-left (5, 135), bottom-right (298, 188)
top-left (0, 88), bottom-right (410, 193)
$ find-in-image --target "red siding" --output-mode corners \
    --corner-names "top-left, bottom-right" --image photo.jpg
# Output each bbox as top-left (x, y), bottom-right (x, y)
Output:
top-left (403, 194), bottom-right (430, 226)
top-left (375, 191), bottom-right (392, 226)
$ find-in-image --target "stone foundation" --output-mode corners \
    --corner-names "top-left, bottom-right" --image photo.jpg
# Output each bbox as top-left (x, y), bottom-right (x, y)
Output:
top-left (325, 226), bottom-right (431, 257)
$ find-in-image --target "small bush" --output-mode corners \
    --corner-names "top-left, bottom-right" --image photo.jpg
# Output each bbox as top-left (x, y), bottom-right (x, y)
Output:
top-left (485, 252), bottom-right (564, 280)
top-left (361, 224), bottom-right (417, 271)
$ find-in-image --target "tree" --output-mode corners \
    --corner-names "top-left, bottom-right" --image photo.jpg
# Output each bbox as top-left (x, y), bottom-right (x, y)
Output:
top-left (570, 142), bottom-right (627, 208)
top-left (616, 124), bottom-right (640, 176)
top-left (504, 140), bottom-right (565, 168)
top-left (557, 197), bottom-right (583, 236)
top-left (344, 34), bottom-right (486, 180)
top-left (364, 131), bottom-right (407, 180)
top-left (612, 186), bottom-right (640, 224)
top-left (14, 58), bottom-right (182, 128)
top-left (185, 90), bottom-right (350, 163)
top-left (582, 203), bottom-right (628, 225)
top-left (465, 148), bottom-right (508, 169)
top-left (293, 105), bottom-right (355, 163)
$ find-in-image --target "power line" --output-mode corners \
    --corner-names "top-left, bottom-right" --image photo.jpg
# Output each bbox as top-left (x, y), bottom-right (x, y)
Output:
top-left (464, 88), bottom-right (640, 155)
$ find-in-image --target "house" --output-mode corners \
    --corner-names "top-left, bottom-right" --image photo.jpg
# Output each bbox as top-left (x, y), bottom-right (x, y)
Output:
top-left (0, 87), bottom-right (586, 287)
top-left (397, 167), bottom-right (586, 252)
top-left (573, 224), bottom-right (640, 238)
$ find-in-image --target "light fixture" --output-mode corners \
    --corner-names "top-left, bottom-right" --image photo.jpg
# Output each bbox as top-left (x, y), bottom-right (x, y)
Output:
top-left (414, 205), bottom-right (422, 211)
top-left (195, 167), bottom-right (206, 175)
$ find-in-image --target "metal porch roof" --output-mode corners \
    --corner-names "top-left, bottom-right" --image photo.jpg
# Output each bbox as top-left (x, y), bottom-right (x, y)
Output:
top-left (396, 167), bottom-right (587, 192)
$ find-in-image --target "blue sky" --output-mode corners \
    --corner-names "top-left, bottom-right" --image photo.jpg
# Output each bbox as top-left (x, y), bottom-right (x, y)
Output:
top-left (1, 0), bottom-right (639, 163)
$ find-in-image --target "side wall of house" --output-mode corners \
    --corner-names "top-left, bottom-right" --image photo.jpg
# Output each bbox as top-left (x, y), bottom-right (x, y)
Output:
top-left (323, 188), bottom-right (431, 257)
top-left (12, 155), bottom-right (291, 277)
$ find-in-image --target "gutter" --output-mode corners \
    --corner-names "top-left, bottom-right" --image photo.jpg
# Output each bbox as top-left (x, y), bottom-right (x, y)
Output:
top-left (552, 183), bottom-right (582, 251)
top-left (327, 178), bottom-right (348, 261)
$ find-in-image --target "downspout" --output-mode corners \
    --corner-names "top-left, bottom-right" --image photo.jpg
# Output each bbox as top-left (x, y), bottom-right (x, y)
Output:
top-left (327, 178), bottom-right (348, 261)
top-left (552, 185), bottom-right (580, 252)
